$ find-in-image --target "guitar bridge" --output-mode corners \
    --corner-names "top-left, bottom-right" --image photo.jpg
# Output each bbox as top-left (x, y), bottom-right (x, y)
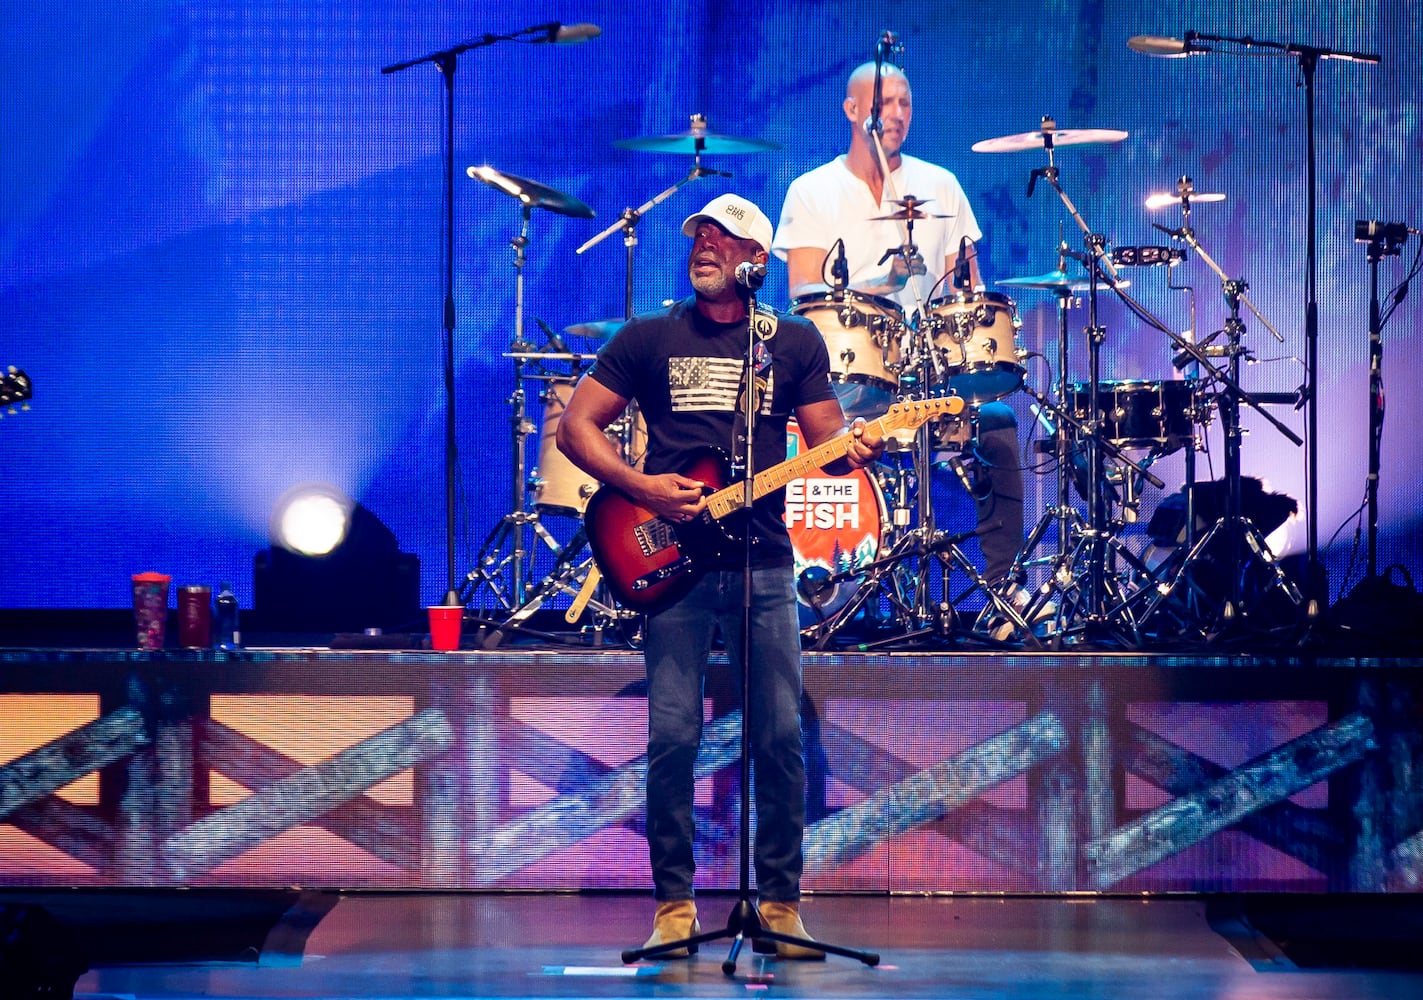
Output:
top-left (633, 516), bottom-right (677, 557)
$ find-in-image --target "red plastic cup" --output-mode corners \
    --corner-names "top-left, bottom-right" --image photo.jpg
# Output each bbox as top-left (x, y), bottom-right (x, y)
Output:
top-left (427, 606), bottom-right (464, 651)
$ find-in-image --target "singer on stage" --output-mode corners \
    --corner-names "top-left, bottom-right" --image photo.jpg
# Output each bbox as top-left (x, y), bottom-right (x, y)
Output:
top-left (556, 193), bottom-right (883, 958)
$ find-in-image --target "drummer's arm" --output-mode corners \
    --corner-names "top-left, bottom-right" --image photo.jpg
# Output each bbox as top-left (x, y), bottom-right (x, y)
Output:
top-left (786, 245), bottom-right (919, 300)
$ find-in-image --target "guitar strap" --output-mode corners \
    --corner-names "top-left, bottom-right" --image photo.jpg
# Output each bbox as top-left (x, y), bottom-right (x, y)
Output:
top-left (733, 303), bottom-right (779, 463)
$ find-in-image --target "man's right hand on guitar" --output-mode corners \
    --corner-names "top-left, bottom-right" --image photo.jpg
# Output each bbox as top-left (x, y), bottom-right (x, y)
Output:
top-left (640, 473), bottom-right (707, 523)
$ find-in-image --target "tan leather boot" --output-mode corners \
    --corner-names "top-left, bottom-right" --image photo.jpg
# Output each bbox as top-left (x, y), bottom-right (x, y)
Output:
top-left (757, 900), bottom-right (825, 960)
top-left (642, 899), bottom-right (701, 958)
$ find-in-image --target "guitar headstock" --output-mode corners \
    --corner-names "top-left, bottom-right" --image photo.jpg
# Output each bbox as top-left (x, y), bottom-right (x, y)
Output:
top-left (2, 366), bottom-right (32, 416)
top-left (876, 394), bottom-right (965, 435)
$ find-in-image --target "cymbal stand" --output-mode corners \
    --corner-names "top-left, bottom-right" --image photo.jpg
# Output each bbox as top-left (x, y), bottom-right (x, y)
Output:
top-left (460, 207), bottom-right (558, 612)
top-left (1137, 260), bottom-right (1304, 638)
top-left (577, 127), bottom-right (729, 318)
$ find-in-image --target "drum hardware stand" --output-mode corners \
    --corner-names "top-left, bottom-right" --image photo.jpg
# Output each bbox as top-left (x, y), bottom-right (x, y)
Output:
top-left (1137, 276), bottom-right (1305, 640)
top-left (458, 203), bottom-right (550, 613)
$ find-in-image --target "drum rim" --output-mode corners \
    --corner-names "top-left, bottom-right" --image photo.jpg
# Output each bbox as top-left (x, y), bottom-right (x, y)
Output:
top-left (790, 289), bottom-right (906, 315)
top-left (926, 290), bottom-right (1016, 310)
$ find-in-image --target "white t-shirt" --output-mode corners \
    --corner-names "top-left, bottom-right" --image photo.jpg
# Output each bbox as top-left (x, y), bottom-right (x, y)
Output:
top-left (772, 154), bottom-right (983, 315)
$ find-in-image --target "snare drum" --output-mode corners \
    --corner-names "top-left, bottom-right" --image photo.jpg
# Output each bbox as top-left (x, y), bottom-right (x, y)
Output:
top-left (784, 420), bottom-right (887, 625)
top-left (1067, 379), bottom-right (1195, 452)
top-left (924, 291), bottom-right (1025, 403)
top-left (791, 291), bottom-right (905, 418)
top-left (533, 380), bottom-right (645, 516)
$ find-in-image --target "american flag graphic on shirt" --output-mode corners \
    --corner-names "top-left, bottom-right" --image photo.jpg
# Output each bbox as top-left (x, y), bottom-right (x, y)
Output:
top-left (668, 356), bottom-right (774, 414)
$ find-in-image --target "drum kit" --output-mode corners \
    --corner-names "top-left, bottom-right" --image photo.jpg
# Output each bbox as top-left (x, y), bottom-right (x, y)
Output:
top-left (459, 113), bottom-right (1305, 650)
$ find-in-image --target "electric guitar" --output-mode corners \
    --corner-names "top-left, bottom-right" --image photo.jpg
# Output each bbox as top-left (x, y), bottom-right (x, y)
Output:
top-left (1, 367), bottom-right (31, 414)
top-left (584, 395), bottom-right (965, 612)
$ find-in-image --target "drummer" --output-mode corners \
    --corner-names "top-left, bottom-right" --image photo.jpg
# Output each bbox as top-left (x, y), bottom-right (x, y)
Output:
top-left (772, 60), bottom-right (1028, 597)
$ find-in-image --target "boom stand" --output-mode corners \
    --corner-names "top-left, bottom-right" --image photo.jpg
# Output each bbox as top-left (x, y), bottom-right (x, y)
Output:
top-left (382, 23), bottom-right (570, 606)
top-left (620, 285), bottom-right (878, 974)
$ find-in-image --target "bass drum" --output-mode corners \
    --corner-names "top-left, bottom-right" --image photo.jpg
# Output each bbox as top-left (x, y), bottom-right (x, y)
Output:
top-left (783, 420), bottom-right (887, 626)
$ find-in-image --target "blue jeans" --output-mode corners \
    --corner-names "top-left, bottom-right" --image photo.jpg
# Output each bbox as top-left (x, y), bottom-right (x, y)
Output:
top-left (643, 566), bottom-right (805, 903)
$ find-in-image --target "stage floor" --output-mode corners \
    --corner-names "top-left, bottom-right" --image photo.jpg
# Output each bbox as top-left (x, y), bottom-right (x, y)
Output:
top-left (74, 891), bottom-right (1423, 1000)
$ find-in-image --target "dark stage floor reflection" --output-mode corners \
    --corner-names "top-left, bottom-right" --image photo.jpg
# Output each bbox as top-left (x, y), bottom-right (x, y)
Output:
top-left (75, 891), bottom-right (1423, 1000)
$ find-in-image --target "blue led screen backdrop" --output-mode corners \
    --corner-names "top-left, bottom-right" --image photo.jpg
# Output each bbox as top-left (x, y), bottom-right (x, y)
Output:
top-left (2, 1), bottom-right (1419, 611)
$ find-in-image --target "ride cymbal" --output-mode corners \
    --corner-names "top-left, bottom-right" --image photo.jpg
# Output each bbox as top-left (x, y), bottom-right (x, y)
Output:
top-left (467, 166), bottom-right (595, 219)
top-left (971, 126), bottom-right (1129, 153)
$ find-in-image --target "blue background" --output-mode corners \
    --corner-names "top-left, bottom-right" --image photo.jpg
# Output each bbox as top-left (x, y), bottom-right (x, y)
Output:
top-left (2, 1), bottom-right (1419, 611)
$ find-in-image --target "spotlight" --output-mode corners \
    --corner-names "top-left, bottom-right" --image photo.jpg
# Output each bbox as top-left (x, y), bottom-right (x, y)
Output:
top-left (271, 482), bottom-right (353, 556)
top-left (254, 483), bottom-right (420, 634)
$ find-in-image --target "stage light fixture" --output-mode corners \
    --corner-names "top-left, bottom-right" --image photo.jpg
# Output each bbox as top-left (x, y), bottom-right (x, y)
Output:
top-left (254, 483), bottom-right (419, 634)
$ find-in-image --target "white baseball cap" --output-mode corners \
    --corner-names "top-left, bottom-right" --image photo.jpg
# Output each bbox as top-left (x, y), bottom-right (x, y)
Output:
top-left (681, 193), bottom-right (774, 253)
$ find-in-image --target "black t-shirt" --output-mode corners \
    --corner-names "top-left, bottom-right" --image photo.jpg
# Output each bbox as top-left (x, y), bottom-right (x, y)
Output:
top-left (587, 296), bottom-right (837, 566)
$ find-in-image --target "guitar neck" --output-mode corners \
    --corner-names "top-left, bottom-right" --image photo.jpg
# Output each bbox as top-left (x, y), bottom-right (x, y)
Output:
top-left (701, 398), bottom-right (957, 521)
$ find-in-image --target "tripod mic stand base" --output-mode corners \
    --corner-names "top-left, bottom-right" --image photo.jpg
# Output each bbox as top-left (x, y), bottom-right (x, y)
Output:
top-left (620, 897), bottom-right (880, 973)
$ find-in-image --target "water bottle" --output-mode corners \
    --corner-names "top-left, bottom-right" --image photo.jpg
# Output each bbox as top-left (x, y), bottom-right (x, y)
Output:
top-left (215, 582), bottom-right (242, 650)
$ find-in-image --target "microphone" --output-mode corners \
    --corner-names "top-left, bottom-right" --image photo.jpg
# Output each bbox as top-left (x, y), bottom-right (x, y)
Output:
top-left (531, 22), bottom-right (602, 45)
top-left (735, 261), bottom-right (767, 290)
top-left (1354, 220), bottom-right (1411, 243)
top-left (953, 236), bottom-right (973, 290)
top-left (1127, 34), bottom-right (1208, 57)
top-left (830, 239), bottom-right (849, 296)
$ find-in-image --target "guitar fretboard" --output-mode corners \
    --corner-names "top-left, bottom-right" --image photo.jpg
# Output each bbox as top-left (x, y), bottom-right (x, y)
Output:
top-left (704, 396), bottom-right (962, 520)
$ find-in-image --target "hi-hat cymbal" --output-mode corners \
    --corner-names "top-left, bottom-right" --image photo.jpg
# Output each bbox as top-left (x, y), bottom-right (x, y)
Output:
top-left (1145, 191), bottom-right (1227, 210)
top-left (971, 126), bottom-right (1129, 154)
top-left (870, 207), bottom-right (950, 221)
top-left (564, 318), bottom-right (626, 340)
top-left (467, 165), bottom-right (595, 219)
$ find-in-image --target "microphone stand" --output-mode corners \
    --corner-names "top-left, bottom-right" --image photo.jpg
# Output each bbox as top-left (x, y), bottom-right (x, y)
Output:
top-left (621, 282), bottom-right (878, 973)
top-left (382, 23), bottom-right (579, 607)
top-left (1137, 32), bottom-right (1380, 618)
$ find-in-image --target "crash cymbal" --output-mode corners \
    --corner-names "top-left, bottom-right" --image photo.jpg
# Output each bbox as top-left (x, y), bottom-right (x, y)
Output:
top-left (614, 113), bottom-right (779, 155)
top-left (1145, 191), bottom-right (1227, 210)
top-left (563, 318), bottom-right (626, 340)
top-left (467, 165), bottom-right (595, 219)
top-left (971, 126), bottom-right (1129, 154)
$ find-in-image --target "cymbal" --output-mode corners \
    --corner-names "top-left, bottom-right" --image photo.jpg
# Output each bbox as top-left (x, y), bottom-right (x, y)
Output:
top-left (998, 270), bottom-right (1090, 292)
top-left (870, 207), bottom-right (950, 221)
top-left (563, 318), bottom-right (626, 340)
top-left (996, 269), bottom-right (1130, 292)
top-left (1145, 191), bottom-right (1227, 210)
top-left (467, 165), bottom-right (595, 219)
top-left (971, 126), bottom-right (1129, 154)
top-left (614, 113), bottom-right (778, 155)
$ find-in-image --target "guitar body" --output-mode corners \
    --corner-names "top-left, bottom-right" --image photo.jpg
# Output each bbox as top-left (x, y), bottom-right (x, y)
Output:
top-left (583, 449), bottom-right (737, 613)
top-left (582, 396), bottom-right (964, 614)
